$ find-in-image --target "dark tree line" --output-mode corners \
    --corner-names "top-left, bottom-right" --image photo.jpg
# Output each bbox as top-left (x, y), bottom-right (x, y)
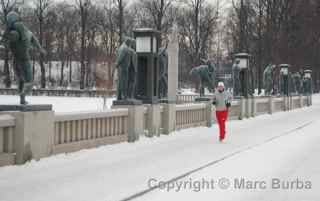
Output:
top-left (0, 0), bottom-right (220, 90)
top-left (226, 0), bottom-right (320, 92)
top-left (1, 0), bottom-right (318, 92)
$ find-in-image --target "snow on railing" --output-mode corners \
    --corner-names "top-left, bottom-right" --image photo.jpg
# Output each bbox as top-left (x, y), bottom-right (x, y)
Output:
top-left (53, 109), bottom-right (129, 154)
top-left (0, 115), bottom-right (15, 167)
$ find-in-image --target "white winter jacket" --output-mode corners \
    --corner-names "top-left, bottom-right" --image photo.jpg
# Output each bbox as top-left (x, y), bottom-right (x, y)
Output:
top-left (212, 90), bottom-right (233, 111)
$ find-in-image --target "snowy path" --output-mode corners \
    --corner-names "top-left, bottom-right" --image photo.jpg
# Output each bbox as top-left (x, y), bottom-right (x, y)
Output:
top-left (136, 117), bottom-right (320, 201)
top-left (0, 95), bottom-right (319, 201)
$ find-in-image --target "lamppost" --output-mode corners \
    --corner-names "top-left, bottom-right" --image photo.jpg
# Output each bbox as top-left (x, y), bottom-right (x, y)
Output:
top-left (279, 64), bottom-right (290, 96)
top-left (234, 53), bottom-right (250, 98)
top-left (133, 28), bottom-right (160, 104)
top-left (303, 69), bottom-right (312, 95)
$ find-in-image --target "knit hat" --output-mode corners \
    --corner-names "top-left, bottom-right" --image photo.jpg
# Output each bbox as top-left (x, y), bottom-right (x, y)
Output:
top-left (217, 82), bottom-right (225, 88)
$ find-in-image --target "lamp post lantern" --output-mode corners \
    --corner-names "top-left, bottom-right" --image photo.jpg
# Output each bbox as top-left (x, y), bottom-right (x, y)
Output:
top-left (279, 64), bottom-right (290, 96)
top-left (133, 28), bottom-right (160, 104)
top-left (303, 69), bottom-right (312, 95)
top-left (234, 53), bottom-right (250, 98)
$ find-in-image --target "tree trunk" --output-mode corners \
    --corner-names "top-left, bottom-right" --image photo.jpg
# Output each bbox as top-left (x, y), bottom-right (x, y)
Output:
top-left (39, 11), bottom-right (46, 88)
top-left (69, 58), bottom-right (72, 84)
top-left (80, 10), bottom-right (86, 89)
top-left (60, 60), bottom-right (65, 86)
top-left (118, 0), bottom-right (123, 44)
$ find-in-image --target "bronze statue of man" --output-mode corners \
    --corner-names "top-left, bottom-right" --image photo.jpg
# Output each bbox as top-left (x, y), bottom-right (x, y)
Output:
top-left (127, 38), bottom-right (137, 99)
top-left (115, 37), bottom-right (137, 100)
top-left (158, 46), bottom-right (168, 98)
top-left (263, 64), bottom-right (275, 96)
top-left (232, 59), bottom-right (241, 97)
top-left (3, 11), bottom-right (46, 104)
top-left (292, 72), bottom-right (302, 94)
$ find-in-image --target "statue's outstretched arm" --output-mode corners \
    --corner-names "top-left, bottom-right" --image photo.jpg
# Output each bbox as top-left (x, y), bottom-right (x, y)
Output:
top-left (30, 33), bottom-right (46, 55)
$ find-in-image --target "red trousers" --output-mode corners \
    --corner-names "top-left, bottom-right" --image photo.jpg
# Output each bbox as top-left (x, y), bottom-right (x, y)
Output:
top-left (216, 110), bottom-right (229, 140)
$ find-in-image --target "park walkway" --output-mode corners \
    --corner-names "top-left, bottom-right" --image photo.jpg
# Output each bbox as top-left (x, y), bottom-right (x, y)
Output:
top-left (0, 95), bottom-right (319, 201)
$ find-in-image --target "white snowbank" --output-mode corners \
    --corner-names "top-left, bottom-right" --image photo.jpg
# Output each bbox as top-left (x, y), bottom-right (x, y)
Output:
top-left (0, 95), bottom-right (115, 113)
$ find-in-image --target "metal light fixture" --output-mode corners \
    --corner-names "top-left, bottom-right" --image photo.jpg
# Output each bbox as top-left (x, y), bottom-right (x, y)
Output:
top-left (280, 64), bottom-right (290, 76)
top-left (134, 28), bottom-right (159, 54)
top-left (304, 70), bottom-right (312, 78)
top-left (234, 53), bottom-right (250, 69)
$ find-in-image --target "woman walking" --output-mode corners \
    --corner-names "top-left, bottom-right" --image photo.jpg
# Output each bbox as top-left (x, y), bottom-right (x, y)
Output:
top-left (212, 82), bottom-right (233, 142)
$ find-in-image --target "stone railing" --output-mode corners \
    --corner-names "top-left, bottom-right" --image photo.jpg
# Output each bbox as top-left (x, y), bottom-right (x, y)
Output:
top-left (0, 88), bottom-right (116, 98)
top-left (176, 103), bottom-right (210, 130)
top-left (177, 94), bottom-right (214, 103)
top-left (0, 114), bottom-right (15, 167)
top-left (228, 100), bottom-right (242, 120)
top-left (274, 97), bottom-right (285, 112)
top-left (255, 97), bottom-right (270, 116)
top-left (0, 95), bottom-right (312, 167)
top-left (53, 109), bottom-right (129, 154)
top-left (177, 94), bottom-right (198, 103)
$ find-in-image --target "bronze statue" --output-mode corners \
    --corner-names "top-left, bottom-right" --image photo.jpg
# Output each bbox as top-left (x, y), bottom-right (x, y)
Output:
top-left (292, 72), bottom-right (302, 94)
top-left (232, 59), bottom-right (241, 96)
top-left (2, 11), bottom-right (46, 104)
top-left (190, 59), bottom-right (216, 97)
top-left (158, 46), bottom-right (168, 98)
top-left (115, 37), bottom-right (137, 100)
top-left (263, 64), bottom-right (275, 96)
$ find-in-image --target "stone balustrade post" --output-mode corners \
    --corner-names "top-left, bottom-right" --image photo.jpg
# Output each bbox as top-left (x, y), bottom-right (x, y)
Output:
top-left (239, 97), bottom-right (246, 120)
top-left (299, 95), bottom-right (303, 108)
top-left (3, 105), bottom-right (54, 164)
top-left (205, 102), bottom-right (213, 127)
top-left (127, 105), bottom-right (144, 142)
top-left (251, 96), bottom-right (256, 117)
top-left (162, 103), bottom-right (176, 135)
top-left (146, 104), bottom-right (161, 137)
top-left (112, 101), bottom-right (144, 142)
top-left (245, 97), bottom-right (252, 118)
top-left (269, 96), bottom-right (274, 114)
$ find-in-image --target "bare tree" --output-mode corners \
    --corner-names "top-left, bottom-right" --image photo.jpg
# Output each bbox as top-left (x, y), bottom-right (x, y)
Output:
top-left (176, 0), bottom-right (218, 82)
top-left (139, 0), bottom-right (174, 45)
top-left (34, 0), bottom-right (50, 88)
top-left (115, 0), bottom-right (124, 44)
top-left (43, 9), bottom-right (57, 86)
top-left (76, 0), bottom-right (91, 89)
top-left (177, 0), bottom-right (218, 66)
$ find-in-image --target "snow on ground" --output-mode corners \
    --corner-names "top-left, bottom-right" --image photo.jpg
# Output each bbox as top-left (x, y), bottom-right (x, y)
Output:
top-left (0, 94), bottom-right (319, 201)
top-left (137, 113), bottom-right (320, 201)
top-left (0, 95), bottom-right (115, 113)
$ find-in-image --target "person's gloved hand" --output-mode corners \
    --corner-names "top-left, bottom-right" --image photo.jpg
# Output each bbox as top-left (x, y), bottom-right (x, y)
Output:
top-left (226, 102), bottom-right (231, 108)
top-left (212, 101), bottom-right (216, 105)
